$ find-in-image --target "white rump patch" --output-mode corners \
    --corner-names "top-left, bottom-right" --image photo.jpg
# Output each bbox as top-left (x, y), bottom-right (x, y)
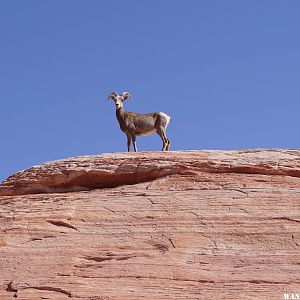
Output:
top-left (158, 112), bottom-right (171, 127)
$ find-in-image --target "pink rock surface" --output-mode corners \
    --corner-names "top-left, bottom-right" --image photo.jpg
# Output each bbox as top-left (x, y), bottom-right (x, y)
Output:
top-left (0, 149), bottom-right (299, 299)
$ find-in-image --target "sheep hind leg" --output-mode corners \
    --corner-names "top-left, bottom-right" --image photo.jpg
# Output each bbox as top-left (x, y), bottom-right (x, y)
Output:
top-left (166, 138), bottom-right (171, 151)
top-left (157, 128), bottom-right (168, 151)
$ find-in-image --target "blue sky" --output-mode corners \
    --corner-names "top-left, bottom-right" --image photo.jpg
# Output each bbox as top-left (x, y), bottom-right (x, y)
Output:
top-left (1, 1), bottom-right (299, 181)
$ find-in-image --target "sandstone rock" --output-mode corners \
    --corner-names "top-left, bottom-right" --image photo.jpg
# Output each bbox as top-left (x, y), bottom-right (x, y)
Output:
top-left (1, 149), bottom-right (300, 196)
top-left (0, 149), bottom-right (299, 299)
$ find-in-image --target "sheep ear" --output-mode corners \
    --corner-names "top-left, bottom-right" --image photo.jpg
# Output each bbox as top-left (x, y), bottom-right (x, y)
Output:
top-left (108, 92), bottom-right (117, 100)
top-left (122, 92), bottom-right (132, 101)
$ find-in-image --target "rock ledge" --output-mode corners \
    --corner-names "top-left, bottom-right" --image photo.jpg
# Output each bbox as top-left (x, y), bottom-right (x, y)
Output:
top-left (1, 149), bottom-right (299, 196)
top-left (0, 149), bottom-right (299, 299)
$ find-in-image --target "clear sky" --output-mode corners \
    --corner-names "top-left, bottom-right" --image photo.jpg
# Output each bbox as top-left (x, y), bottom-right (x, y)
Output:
top-left (1, 1), bottom-right (299, 182)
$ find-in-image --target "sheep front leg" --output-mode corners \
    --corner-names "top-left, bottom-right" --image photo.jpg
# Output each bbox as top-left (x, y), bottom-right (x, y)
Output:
top-left (126, 134), bottom-right (132, 152)
top-left (131, 134), bottom-right (138, 152)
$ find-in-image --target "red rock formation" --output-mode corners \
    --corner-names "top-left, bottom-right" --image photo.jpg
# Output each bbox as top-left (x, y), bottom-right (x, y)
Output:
top-left (0, 149), bottom-right (299, 299)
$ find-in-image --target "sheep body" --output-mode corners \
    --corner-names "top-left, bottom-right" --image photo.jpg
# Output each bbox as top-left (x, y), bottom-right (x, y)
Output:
top-left (108, 92), bottom-right (171, 151)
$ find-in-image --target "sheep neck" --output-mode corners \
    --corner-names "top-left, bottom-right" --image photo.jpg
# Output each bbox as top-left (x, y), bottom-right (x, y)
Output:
top-left (116, 106), bottom-right (126, 124)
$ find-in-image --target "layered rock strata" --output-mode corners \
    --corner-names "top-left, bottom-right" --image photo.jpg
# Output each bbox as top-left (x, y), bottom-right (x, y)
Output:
top-left (0, 149), bottom-right (299, 299)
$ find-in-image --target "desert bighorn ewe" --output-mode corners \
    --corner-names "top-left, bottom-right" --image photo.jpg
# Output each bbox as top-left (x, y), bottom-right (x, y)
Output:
top-left (108, 91), bottom-right (171, 152)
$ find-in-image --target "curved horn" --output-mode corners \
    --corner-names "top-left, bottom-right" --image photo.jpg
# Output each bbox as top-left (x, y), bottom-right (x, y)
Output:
top-left (122, 92), bottom-right (132, 101)
top-left (108, 91), bottom-right (118, 100)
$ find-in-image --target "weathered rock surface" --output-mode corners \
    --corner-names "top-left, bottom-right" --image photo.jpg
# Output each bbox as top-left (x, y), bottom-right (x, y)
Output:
top-left (0, 149), bottom-right (299, 299)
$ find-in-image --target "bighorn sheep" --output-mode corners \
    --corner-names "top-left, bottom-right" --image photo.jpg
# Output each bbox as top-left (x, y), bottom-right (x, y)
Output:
top-left (108, 91), bottom-right (171, 152)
